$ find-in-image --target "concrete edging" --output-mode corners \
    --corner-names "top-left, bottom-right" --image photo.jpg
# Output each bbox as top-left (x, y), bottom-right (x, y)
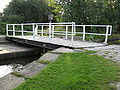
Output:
top-left (0, 47), bottom-right (81, 90)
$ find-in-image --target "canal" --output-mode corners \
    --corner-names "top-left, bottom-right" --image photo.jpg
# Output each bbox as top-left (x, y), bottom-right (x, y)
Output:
top-left (0, 42), bottom-right (48, 78)
top-left (0, 55), bottom-right (41, 78)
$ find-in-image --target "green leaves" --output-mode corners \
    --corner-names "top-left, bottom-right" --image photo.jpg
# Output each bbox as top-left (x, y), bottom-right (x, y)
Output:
top-left (3, 0), bottom-right (49, 23)
top-left (58, 0), bottom-right (120, 33)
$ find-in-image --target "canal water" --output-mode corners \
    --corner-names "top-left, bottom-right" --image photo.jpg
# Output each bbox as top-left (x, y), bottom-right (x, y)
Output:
top-left (0, 54), bottom-right (41, 78)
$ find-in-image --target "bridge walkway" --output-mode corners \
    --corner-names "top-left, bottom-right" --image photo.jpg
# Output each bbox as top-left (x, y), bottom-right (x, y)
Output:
top-left (7, 36), bottom-right (106, 49)
top-left (6, 22), bottom-right (112, 49)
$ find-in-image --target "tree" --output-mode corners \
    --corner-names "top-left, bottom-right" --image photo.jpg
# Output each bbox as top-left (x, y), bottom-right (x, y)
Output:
top-left (58, 0), bottom-right (120, 33)
top-left (2, 0), bottom-right (49, 23)
top-left (47, 0), bottom-right (63, 22)
top-left (59, 0), bottom-right (106, 24)
top-left (0, 12), bottom-right (3, 22)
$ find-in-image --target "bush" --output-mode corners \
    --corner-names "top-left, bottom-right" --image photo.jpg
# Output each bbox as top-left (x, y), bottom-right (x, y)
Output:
top-left (108, 34), bottom-right (120, 42)
top-left (0, 22), bottom-right (6, 35)
top-left (108, 34), bottom-right (120, 44)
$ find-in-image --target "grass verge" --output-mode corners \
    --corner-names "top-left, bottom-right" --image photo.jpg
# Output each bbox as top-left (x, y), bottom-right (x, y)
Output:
top-left (11, 72), bottom-right (30, 80)
top-left (14, 52), bottom-right (120, 90)
top-left (36, 60), bottom-right (52, 64)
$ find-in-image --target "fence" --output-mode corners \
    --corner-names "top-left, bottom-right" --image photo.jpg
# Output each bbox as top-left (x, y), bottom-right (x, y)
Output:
top-left (6, 22), bottom-right (112, 43)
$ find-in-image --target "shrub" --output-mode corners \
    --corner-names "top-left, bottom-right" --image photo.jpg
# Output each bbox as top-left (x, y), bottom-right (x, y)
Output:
top-left (0, 22), bottom-right (6, 35)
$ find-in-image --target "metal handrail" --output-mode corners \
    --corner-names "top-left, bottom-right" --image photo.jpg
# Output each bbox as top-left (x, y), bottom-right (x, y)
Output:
top-left (6, 22), bottom-right (112, 43)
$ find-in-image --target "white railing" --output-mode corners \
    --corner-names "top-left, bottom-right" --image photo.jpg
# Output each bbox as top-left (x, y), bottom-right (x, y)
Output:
top-left (6, 22), bottom-right (112, 44)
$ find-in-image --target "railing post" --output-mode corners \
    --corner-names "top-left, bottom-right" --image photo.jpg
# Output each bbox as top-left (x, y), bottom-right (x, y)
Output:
top-left (33, 23), bottom-right (35, 40)
top-left (104, 25), bottom-right (109, 44)
top-left (52, 25), bottom-right (54, 37)
top-left (71, 24), bottom-right (74, 41)
top-left (66, 25), bottom-right (68, 39)
top-left (49, 22), bottom-right (51, 38)
top-left (72, 22), bottom-right (76, 35)
top-left (83, 25), bottom-right (86, 41)
top-left (13, 24), bottom-right (15, 36)
top-left (35, 25), bottom-right (38, 36)
top-left (74, 24), bottom-right (76, 35)
top-left (41, 25), bottom-right (44, 37)
top-left (6, 24), bottom-right (8, 36)
top-left (110, 25), bottom-right (112, 35)
top-left (21, 24), bottom-right (24, 37)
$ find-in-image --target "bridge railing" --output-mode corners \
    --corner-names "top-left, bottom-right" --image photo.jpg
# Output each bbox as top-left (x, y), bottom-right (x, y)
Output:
top-left (6, 22), bottom-right (112, 44)
top-left (36, 24), bottom-right (112, 43)
top-left (36, 23), bottom-right (76, 41)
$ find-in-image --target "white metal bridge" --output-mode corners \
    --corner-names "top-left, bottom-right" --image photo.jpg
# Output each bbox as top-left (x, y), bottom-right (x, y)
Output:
top-left (6, 22), bottom-right (112, 49)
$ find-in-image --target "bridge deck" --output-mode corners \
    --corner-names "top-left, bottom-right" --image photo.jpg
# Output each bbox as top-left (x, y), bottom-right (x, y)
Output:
top-left (8, 36), bottom-right (106, 49)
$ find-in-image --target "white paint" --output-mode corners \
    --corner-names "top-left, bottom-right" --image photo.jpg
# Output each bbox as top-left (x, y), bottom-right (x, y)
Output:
top-left (6, 23), bottom-right (112, 44)
top-left (0, 65), bottom-right (13, 78)
top-left (0, 0), bottom-right (11, 12)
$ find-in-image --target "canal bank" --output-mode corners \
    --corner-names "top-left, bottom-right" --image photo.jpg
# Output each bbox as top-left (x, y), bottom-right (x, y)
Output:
top-left (0, 36), bottom-right (45, 60)
top-left (0, 46), bottom-right (78, 90)
top-left (0, 36), bottom-right (82, 90)
top-left (0, 36), bottom-right (48, 84)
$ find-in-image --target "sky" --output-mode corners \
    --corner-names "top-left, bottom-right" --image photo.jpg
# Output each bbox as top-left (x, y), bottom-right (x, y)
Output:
top-left (0, 0), bottom-right (11, 12)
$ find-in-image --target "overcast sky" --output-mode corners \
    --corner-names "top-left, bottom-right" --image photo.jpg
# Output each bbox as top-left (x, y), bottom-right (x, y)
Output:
top-left (0, 0), bottom-right (11, 12)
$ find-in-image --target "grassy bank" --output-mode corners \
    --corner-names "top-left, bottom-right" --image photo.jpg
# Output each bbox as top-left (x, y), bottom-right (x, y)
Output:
top-left (14, 52), bottom-right (120, 90)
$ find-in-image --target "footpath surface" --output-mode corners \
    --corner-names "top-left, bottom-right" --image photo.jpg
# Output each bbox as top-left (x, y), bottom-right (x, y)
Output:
top-left (85, 45), bottom-right (120, 62)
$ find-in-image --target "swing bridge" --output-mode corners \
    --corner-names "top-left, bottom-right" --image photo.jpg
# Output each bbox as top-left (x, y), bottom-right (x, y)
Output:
top-left (6, 22), bottom-right (112, 49)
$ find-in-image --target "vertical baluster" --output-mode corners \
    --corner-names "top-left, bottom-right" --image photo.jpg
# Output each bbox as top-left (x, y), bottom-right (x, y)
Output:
top-left (83, 25), bottom-right (86, 41)
top-left (41, 25), bottom-right (44, 37)
top-left (21, 24), bottom-right (24, 37)
top-left (13, 25), bottom-right (15, 36)
top-left (6, 24), bottom-right (9, 36)
top-left (66, 25), bottom-right (68, 39)
top-left (52, 25), bottom-right (54, 37)
top-left (33, 23), bottom-right (35, 40)
top-left (104, 25), bottom-right (109, 44)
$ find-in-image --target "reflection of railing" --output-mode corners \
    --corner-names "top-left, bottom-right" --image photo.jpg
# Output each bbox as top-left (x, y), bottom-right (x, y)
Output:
top-left (6, 22), bottom-right (112, 44)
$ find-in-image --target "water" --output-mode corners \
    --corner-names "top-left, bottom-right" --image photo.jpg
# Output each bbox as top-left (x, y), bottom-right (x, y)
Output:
top-left (0, 65), bottom-right (13, 78)
top-left (0, 55), bottom-right (41, 78)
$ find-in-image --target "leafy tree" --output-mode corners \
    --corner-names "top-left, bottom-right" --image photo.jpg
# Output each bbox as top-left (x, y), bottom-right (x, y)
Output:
top-left (58, 0), bottom-right (120, 33)
top-left (47, 0), bottom-right (63, 22)
top-left (2, 0), bottom-right (49, 23)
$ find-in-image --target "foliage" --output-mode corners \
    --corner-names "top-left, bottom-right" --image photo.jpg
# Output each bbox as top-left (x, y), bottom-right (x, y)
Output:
top-left (11, 72), bottom-right (29, 80)
top-left (0, 22), bottom-right (6, 35)
top-left (2, 15), bottom-right (24, 23)
top-left (58, 0), bottom-right (120, 33)
top-left (1, 0), bottom-right (120, 35)
top-left (108, 34), bottom-right (120, 41)
top-left (108, 34), bottom-right (120, 44)
top-left (14, 52), bottom-right (120, 90)
top-left (47, 0), bottom-right (63, 22)
top-left (2, 0), bottom-right (49, 23)
top-left (36, 60), bottom-right (52, 64)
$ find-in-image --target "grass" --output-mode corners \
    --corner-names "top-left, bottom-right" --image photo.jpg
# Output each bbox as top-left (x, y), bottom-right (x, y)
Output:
top-left (36, 60), bottom-right (52, 64)
top-left (108, 34), bottom-right (120, 45)
top-left (109, 40), bottom-right (120, 45)
top-left (11, 72), bottom-right (29, 80)
top-left (14, 52), bottom-right (120, 90)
